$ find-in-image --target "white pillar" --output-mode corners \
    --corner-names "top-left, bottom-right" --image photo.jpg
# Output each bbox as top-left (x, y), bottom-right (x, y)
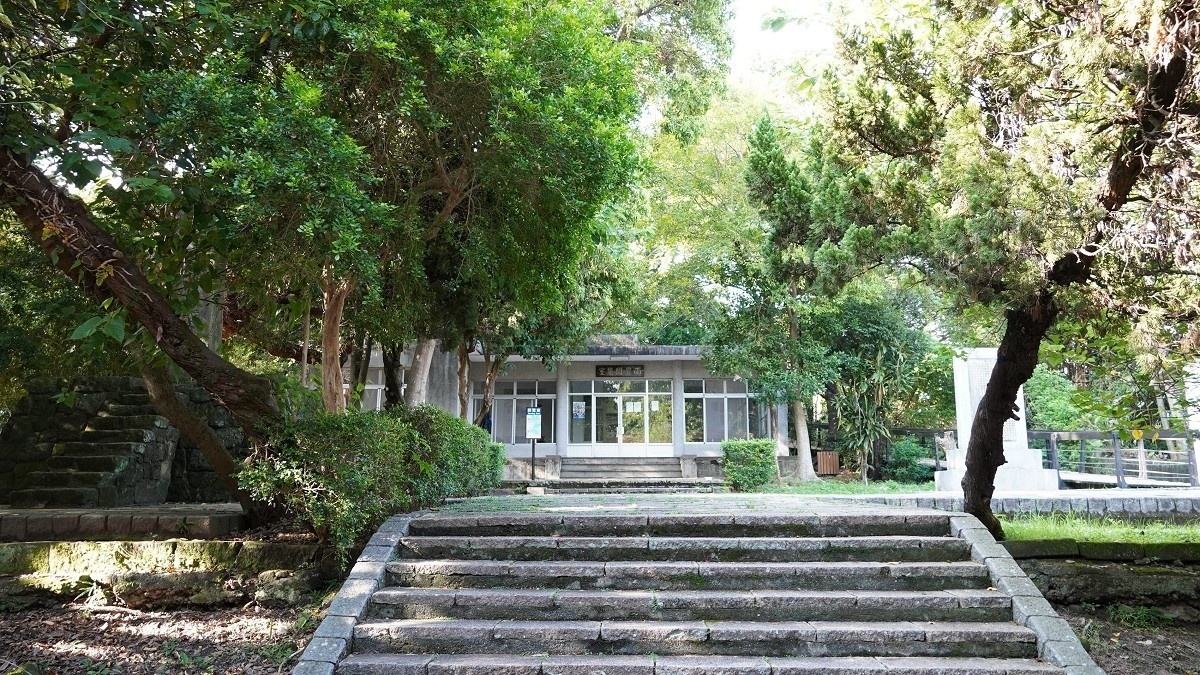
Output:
top-left (672, 361), bottom-right (686, 456)
top-left (775, 403), bottom-right (790, 456)
top-left (556, 366), bottom-right (569, 454)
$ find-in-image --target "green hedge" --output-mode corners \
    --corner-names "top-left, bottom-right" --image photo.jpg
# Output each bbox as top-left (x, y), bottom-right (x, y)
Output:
top-left (721, 439), bottom-right (777, 492)
top-left (884, 436), bottom-right (934, 484)
top-left (241, 406), bottom-right (502, 561)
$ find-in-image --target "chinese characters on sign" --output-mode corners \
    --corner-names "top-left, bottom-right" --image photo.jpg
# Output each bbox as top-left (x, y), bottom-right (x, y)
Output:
top-left (595, 365), bottom-right (645, 377)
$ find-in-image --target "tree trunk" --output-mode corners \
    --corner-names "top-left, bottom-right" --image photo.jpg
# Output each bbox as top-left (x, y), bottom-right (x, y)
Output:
top-left (473, 355), bottom-right (504, 426)
top-left (355, 335), bottom-right (373, 410)
top-left (791, 399), bottom-right (819, 481)
top-left (825, 382), bottom-right (839, 450)
top-left (962, 300), bottom-right (1057, 539)
top-left (140, 363), bottom-right (275, 522)
top-left (404, 338), bottom-right (437, 407)
top-left (0, 146), bottom-right (282, 441)
top-left (320, 267), bottom-right (352, 414)
top-left (300, 297), bottom-right (312, 389)
top-left (457, 341), bottom-right (472, 420)
top-left (382, 343), bottom-right (404, 409)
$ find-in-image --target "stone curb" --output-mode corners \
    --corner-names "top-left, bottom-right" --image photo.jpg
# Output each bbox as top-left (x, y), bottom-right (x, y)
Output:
top-left (0, 539), bottom-right (329, 576)
top-left (949, 515), bottom-right (1104, 673)
top-left (292, 513), bottom-right (415, 674)
top-left (842, 494), bottom-right (1199, 521)
top-left (1001, 539), bottom-right (1200, 562)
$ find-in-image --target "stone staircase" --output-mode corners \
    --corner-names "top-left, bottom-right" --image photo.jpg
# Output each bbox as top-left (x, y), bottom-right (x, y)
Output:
top-left (303, 501), bottom-right (1100, 674)
top-left (9, 390), bottom-right (178, 508)
top-left (559, 456), bottom-right (684, 480)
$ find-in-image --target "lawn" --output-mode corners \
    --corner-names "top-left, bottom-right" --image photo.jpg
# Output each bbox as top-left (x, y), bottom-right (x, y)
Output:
top-left (1001, 512), bottom-right (1200, 543)
top-left (761, 479), bottom-right (935, 495)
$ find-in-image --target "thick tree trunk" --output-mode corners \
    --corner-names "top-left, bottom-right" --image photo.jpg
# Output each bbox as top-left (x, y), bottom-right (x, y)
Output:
top-left (382, 343), bottom-right (404, 409)
top-left (791, 399), bottom-right (819, 481)
top-left (962, 300), bottom-right (1058, 538)
top-left (140, 364), bottom-right (278, 523)
top-left (320, 267), bottom-right (352, 413)
top-left (0, 147), bottom-right (282, 440)
top-left (404, 338), bottom-right (437, 407)
top-left (457, 341), bottom-right (471, 420)
top-left (300, 298), bottom-right (312, 389)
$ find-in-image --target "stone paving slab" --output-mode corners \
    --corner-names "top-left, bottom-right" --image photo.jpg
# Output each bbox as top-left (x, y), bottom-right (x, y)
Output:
top-left (0, 502), bottom-right (245, 541)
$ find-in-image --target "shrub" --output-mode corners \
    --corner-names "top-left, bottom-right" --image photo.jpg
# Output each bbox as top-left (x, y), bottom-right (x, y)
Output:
top-left (241, 406), bottom-right (503, 562)
top-left (721, 439), bottom-right (777, 492)
top-left (883, 435), bottom-right (934, 484)
top-left (387, 404), bottom-right (504, 500)
top-left (240, 411), bottom-right (424, 558)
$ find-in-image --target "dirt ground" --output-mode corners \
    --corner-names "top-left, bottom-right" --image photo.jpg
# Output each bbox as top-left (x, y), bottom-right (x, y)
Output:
top-left (0, 602), bottom-right (321, 674)
top-left (1059, 604), bottom-right (1200, 675)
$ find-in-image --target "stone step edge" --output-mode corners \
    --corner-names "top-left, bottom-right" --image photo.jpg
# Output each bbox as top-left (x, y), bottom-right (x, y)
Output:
top-left (371, 586), bottom-right (1009, 610)
top-left (334, 653), bottom-right (1065, 674)
top-left (385, 559), bottom-right (988, 578)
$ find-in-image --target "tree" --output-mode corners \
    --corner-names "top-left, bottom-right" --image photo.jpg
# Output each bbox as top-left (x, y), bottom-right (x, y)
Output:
top-left (807, 0), bottom-right (1200, 536)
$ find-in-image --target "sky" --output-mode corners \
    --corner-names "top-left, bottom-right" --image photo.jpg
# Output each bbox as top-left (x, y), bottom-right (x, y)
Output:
top-left (726, 0), bottom-right (837, 93)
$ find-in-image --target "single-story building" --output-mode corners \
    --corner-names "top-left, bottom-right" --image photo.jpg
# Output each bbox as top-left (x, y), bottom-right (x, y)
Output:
top-left (360, 336), bottom-right (789, 460)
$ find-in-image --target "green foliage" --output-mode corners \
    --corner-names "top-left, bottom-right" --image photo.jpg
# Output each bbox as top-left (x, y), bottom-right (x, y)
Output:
top-left (721, 439), bottom-right (777, 492)
top-left (1000, 513), bottom-right (1200, 545)
top-left (1107, 605), bottom-right (1172, 630)
top-left (386, 405), bottom-right (504, 500)
top-left (765, 479), bottom-right (933, 495)
top-left (242, 407), bottom-right (501, 560)
top-left (883, 436), bottom-right (934, 484)
top-left (1024, 365), bottom-right (1091, 431)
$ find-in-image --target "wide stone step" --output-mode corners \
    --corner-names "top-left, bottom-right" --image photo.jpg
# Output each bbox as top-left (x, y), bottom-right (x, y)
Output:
top-left (25, 470), bottom-right (113, 488)
top-left (369, 587), bottom-right (1012, 623)
top-left (351, 618), bottom-right (1038, 658)
top-left (561, 458), bottom-right (682, 464)
top-left (560, 471), bottom-right (685, 477)
top-left (86, 414), bottom-right (168, 431)
top-left (9, 487), bottom-right (99, 508)
top-left (385, 560), bottom-right (991, 591)
top-left (406, 513), bottom-right (950, 538)
top-left (79, 428), bottom-right (160, 443)
top-left (337, 654), bottom-right (1063, 674)
top-left (397, 535), bottom-right (972, 563)
top-left (47, 454), bottom-right (130, 472)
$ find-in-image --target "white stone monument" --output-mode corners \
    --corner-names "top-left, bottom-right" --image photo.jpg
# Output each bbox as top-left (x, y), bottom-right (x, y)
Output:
top-left (935, 348), bottom-right (1060, 493)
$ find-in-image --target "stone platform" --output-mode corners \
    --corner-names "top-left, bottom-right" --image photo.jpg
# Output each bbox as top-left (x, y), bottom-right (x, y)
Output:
top-left (296, 494), bottom-right (1102, 675)
top-left (824, 486), bottom-right (1200, 520)
top-left (0, 502), bottom-right (245, 541)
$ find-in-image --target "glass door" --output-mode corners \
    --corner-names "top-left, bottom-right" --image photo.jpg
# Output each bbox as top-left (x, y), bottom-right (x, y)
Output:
top-left (596, 396), bottom-right (620, 444)
top-left (621, 395), bottom-right (646, 444)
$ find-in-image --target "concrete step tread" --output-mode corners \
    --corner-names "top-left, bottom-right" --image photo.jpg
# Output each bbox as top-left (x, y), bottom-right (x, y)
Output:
top-left (398, 535), bottom-right (971, 562)
top-left (386, 559), bottom-right (988, 577)
top-left (337, 653), bottom-right (1064, 674)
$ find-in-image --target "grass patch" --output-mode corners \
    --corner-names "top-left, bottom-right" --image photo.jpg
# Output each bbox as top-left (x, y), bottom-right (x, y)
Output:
top-left (761, 479), bottom-right (934, 495)
top-left (1107, 604), bottom-right (1173, 630)
top-left (1001, 513), bottom-right (1200, 544)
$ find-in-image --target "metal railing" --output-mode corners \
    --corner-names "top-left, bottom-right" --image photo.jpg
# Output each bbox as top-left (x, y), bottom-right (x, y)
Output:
top-left (1029, 429), bottom-right (1199, 488)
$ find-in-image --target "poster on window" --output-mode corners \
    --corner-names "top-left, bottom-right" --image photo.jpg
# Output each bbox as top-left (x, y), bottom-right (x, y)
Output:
top-left (625, 400), bottom-right (643, 413)
top-left (572, 401), bottom-right (587, 419)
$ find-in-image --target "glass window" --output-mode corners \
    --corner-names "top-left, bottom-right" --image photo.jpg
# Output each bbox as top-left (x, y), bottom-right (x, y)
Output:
top-left (569, 395), bottom-right (592, 443)
top-left (537, 381), bottom-right (557, 396)
top-left (622, 396), bottom-right (645, 443)
top-left (704, 379), bottom-right (725, 394)
top-left (496, 381), bottom-right (515, 395)
top-left (685, 399), bottom-right (704, 442)
top-left (367, 369), bottom-right (384, 385)
top-left (569, 380), bottom-right (592, 393)
top-left (515, 398), bottom-right (535, 443)
top-left (726, 379), bottom-right (747, 394)
top-left (516, 380), bottom-right (537, 395)
top-left (704, 397), bottom-right (725, 443)
top-left (495, 398), bottom-right (514, 444)
top-left (596, 396), bottom-right (619, 443)
top-left (683, 380), bottom-right (703, 394)
top-left (649, 380), bottom-right (672, 393)
top-left (539, 398), bottom-right (555, 443)
top-left (748, 397), bottom-right (770, 439)
top-left (473, 381), bottom-right (485, 395)
top-left (596, 380), bottom-right (621, 393)
top-left (727, 397), bottom-right (748, 440)
top-left (649, 395), bottom-right (672, 443)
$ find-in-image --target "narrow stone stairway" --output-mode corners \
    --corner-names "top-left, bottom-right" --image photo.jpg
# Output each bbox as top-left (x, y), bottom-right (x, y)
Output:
top-left (559, 457), bottom-right (685, 480)
top-left (307, 497), bottom-right (1100, 674)
top-left (10, 390), bottom-right (177, 508)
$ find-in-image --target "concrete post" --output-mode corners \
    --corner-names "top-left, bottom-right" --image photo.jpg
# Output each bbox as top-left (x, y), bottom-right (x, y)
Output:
top-left (672, 361), bottom-right (686, 456)
top-left (556, 367), bottom-right (569, 455)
